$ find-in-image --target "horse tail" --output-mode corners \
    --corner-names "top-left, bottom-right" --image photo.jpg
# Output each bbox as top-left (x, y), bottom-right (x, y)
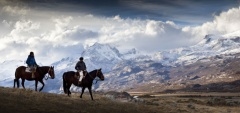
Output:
top-left (62, 73), bottom-right (67, 94)
top-left (14, 79), bottom-right (20, 88)
top-left (14, 69), bottom-right (20, 88)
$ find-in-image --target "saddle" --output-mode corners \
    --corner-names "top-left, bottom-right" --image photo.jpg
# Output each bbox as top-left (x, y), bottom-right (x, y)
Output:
top-left (26, 67), bottom-right (36, 78)
top-left (75, 71), bottom-right (86, 78)
top-left (74, 72), bottom-right (80, 79)
top-left (25, 67), bottom-right (36, 72)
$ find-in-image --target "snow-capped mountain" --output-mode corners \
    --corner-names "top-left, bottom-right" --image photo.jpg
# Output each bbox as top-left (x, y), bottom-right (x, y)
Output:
top-left (81, 43), bottom-right (123, 72)
top-left (1, 33), bottom-right (240, 93)
top-left (0, 60), bottom-right (25, 87)
top-left (96, 34), bottom-right (240, 91)
top-left (99, 60), bottom-right (170, 91)
top-left (152, 34), bottom-right (240, 65)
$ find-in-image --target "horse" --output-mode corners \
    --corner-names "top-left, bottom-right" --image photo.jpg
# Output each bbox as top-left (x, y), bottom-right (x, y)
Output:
top-left (62, 68), bottom-right (104, 100)
top-left (14, 66), bottom-right (55, 92)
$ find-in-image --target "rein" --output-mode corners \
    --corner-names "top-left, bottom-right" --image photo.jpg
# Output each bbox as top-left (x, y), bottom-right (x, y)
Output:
top-left (45, 67), bottom-right (51, 80)
top-left (88, 70), bottom-right (101, 84)
top-left (38, 66), bottom-right (51, 80)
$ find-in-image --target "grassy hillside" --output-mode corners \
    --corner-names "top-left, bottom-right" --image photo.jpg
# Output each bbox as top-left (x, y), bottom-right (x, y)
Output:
top-left (0, 87), bottom-right (159, 113)
top-left (1, 87), bottom-right (240, 113)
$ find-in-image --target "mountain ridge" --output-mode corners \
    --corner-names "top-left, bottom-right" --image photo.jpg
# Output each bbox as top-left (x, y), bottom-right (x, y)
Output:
top-left (1, 33), bottom-right (240, 93)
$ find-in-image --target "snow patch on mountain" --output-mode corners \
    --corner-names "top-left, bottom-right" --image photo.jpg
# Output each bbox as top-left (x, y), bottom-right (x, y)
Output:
top-left (152, 34), bottom-right (240, 65)
top-left (81, 43), bottom-right (123, 72)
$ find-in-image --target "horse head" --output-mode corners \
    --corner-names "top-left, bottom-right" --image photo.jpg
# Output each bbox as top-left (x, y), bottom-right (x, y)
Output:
top-left (96, 68), bottom-right (104, 80)
top-left (48, 66), bottom-right (55, 79)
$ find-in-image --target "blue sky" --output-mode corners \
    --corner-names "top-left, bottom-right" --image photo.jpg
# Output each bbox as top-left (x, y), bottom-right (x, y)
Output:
top-left (0, 0), bottom-right (240, 64)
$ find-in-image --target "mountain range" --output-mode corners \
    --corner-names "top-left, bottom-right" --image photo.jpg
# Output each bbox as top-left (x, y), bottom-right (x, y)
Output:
top-left (1, 31), bottom-right (240, 93)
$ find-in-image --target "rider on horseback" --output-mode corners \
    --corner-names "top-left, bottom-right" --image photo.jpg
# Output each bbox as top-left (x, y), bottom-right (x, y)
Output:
top-left (26, 51), bottom-right (38, 78)
top-left (75, 57), bottom-right (87, 85)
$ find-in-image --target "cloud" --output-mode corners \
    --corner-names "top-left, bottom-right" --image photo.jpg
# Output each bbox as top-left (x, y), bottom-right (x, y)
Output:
top-left (40, 16), bottom-right (98, 47)
top-left (5, 16), bottom-right (93, 64)
top-left (214, 7), bottom-right (240, 34)
top-left (2, 20), bottom-right (12, 27)
top-left (8, 19), bottom-right (40, 43)
top-left (96, 16), bottom-right (190, 52)
top-left (0, 0), bottom-right (9, 5)
top-left (2, 5), bottom-right (29, 15)
top-left (14, 19), bottom-right (40, 31)
top-left (183, 7), bottom-right (240, 41)
top-left (145, 20), bottom-right (165, 35)
top-left (1, 2), bottom-right (240, 65)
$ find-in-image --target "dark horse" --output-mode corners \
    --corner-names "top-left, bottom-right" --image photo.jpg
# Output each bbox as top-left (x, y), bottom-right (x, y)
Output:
top-left (14, 66), bottom-right (55, 91)
top-left (62, 68), bottom-right (104, 100)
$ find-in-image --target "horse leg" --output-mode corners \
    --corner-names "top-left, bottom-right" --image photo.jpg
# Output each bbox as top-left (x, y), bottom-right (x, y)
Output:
top-left (14, 78), bottom-right (20, 88)
top-left (21, 79), bottom-right (25, 89)
top-left (13, 79), bottom-right (16, 88)
top-left (39, 80), bottom-right (45, 92)
top-left (67, 83), bottom-right (72, 96)
top-left (88, 87), bottom-right (94, 101)
top-left (35, 80), bottom-right (38, 91)
top-left (80, 87), bottom-right (86, 98)
top-left (17, 79), bottom-right (20, 88)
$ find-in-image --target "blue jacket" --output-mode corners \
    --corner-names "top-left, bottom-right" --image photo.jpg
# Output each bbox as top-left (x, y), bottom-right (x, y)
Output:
top-left (26, 55), bottom-right (37, 66)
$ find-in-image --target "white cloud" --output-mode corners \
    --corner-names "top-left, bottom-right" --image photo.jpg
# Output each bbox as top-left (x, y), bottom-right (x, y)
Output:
top-left (14, 19), bottom-right (40, 31)
top-left (1, 4), bottom-right (240, 65)
top-left (214, 7), bottom-right (240, 34)
top-left (96, 17), bottom-right (190, 52)
top-left (40, 16), bottom-right (98, 47)
top-left (2, 20), bottom-right (12, 27)
top-left (52, 16), bottom-right (73, 33)
top-left (2, 5), bottom-right (29, 15)
top-left (8, 19), bottom-right (40, 43)
top-left (183, 7), bottom-right (240, 41)
top-left (145, 20), bottom-right (165, 35)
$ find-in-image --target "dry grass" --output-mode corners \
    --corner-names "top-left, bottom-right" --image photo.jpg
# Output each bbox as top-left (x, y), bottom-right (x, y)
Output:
top-left (1, 87), bottom-right (240, 113)
top-left (136, 93), bottom-right (240, 113)
top-left (0, 87), bottom-right (159, 113)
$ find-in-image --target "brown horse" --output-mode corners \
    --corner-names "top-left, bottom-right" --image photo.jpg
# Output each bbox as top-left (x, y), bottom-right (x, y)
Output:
top-left (62, 68), bottom-right (104, 100)
top-left (14, 66), bottom-right (55, 91)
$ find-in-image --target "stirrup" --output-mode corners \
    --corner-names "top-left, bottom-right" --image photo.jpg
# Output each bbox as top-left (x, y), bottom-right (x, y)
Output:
top-left (32, 73), bottom-right (35, 78)
top-left (78, 81), bottom-right (82, 85)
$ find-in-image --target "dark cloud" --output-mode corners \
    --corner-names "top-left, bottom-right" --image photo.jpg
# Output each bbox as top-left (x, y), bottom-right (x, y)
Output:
top-left (5, 0), bottom-right (239, 25)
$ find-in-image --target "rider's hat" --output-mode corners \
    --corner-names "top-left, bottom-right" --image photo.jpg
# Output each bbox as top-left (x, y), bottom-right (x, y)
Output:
top-left (30, 51), bottom-right (34, 56)
top-left (79, 57), bottom-right (84, 61)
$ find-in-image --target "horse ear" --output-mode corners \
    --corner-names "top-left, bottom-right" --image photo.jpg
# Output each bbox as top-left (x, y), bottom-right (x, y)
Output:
top-left (99, 68), bottom-right (101, 71)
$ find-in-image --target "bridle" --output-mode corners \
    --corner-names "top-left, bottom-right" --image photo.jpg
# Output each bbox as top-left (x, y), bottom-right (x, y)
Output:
top-left (45, 67), bottom-right (53, 80)
top-left (88, 70), bottom-right (102, 84)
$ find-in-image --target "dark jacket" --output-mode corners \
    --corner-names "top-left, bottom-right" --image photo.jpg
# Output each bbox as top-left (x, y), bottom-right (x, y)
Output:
top-left (26, 55), bottom-right (37, 66)
top-left (75, 61), bottom-right (86, 71)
